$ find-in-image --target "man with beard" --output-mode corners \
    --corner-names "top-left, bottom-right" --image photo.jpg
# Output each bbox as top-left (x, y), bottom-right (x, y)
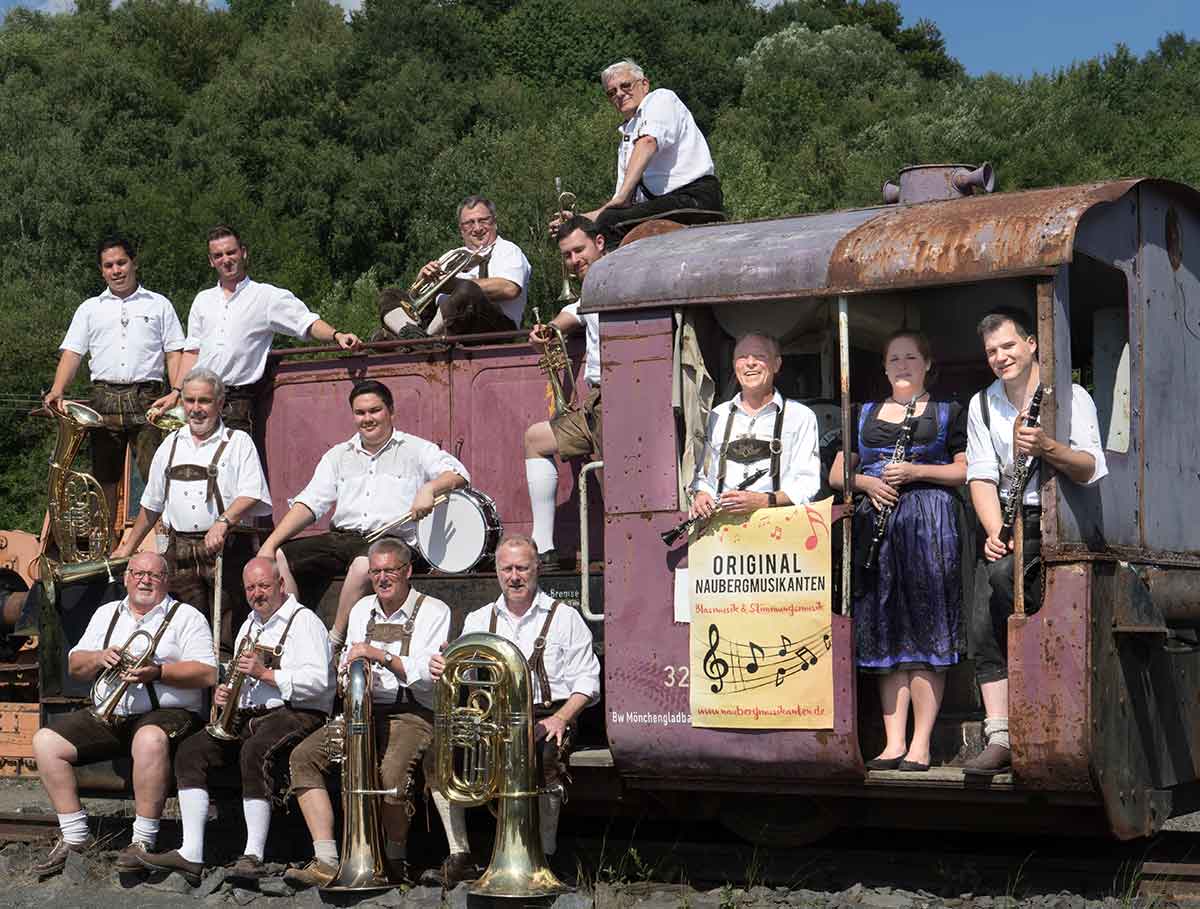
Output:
top-left (30, 552), bottom-right (216, 878)
top-left (115, 368), bottom-right (272, 655)
top-left (423, 534), bottom-right (600, 887)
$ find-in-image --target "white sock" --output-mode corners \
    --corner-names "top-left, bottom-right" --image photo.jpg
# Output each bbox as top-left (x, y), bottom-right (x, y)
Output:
top-left (131, 815), bottom-right (160, 849)
top-left (983, 715), bottom-right (1011, 749)
top-left (177, 788), bottom-right (209, 863)
top-left (57, 810), bottom-right (89, 846)
top-left (383, 309), bottom-right (418, 334)
top-left (526, 458), bottom-right (559, 553)
top-left (313, 839), bottom-right (338, 867)
top-left (242, 798), bottom-right (272, 860)
top-left (539, 793), bottom-right (561, 856)
top-left (431, 791), bottom-right (471, 855)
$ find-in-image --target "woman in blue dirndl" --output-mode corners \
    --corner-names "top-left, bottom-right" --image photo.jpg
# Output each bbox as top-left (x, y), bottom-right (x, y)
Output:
top-left (830, 331), bottom-right (967, 771)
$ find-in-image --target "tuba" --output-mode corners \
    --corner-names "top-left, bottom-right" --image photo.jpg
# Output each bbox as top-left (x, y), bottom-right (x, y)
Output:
top-left (433, 632), bottom-right (567, 898)
top-left (323, 658), bottom-right (392, 891)
top-left (89, 602), bottom-right (181, 727)
top-left (395, 243), bottom-right (495, 326)
top-left (206, 627), bottom-right (271, 740)
top-left (553, 178), bottom-right (580, 305)
top-left (533, 308), bottom-right (575, 419)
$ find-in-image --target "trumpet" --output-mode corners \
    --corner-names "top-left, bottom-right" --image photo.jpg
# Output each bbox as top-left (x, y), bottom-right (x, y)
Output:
top-left (553, 177), bottom-right (579, 305)
top-left (532, 308), bottom-right (574, 419)
top-left (362, 493), bottom-right (450, 544)
top-left (206, 627), bottom-right (273, 740)
top-left (394, 243), bottom-right (495, 325)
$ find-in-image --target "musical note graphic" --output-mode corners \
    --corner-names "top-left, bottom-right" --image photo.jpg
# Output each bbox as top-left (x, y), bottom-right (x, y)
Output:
top-left (777, 635), bottom-right (793, 657)
top-left (702, 624), bottom-right (730, 693)
top-left (796, 645), bottom-right (819, 671)
top-left (769, 525), bottom-right (783, 541)
top-left (822, 632), bottom-right (832, 651)
top-left (802, 505), bottom-right (829, 551)
top-left (745, 641), bottom-right (765, 675)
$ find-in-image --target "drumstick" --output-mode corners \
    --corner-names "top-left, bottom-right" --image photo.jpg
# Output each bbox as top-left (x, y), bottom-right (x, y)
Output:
top-left (365, 493), bottom-right (450, 543)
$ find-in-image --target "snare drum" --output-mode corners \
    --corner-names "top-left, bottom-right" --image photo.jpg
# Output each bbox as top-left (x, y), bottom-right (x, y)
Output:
top-left (416, 488), bottom-right (503, 574)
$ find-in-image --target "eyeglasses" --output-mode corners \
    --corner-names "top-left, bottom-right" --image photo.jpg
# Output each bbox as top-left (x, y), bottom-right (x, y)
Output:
top-left (127, 570), bottom-right (166, 582)
top-left (368, 565), bottom-right (410, 578)
top-left (604, 79), bottom-right (644, 100)
top-left (459, 217), bottom-right (495, 229)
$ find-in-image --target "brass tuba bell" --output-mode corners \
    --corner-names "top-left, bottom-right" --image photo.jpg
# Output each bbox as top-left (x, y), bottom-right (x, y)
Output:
top-left (433, 632), bottom-right (568, 898)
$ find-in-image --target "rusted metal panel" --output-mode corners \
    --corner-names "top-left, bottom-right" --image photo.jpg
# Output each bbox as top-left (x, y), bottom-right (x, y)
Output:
top-left (0, 703), bottom-right (38, 777)
top-left (1008, 564), bottom-right (1093, 791)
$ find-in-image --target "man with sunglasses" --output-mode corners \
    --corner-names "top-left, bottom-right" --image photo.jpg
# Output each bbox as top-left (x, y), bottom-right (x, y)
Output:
top-left (552, 59), bottom-right (724, 245)
top-left (29, 552), bottom-right (217, 878)
top-left (284, 539), bottom-right (451, 888)
top-left (381, 195), bottom-right (531, 339)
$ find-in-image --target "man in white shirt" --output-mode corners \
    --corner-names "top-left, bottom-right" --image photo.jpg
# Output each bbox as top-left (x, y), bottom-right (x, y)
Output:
top-left (115, 368), bottom-right (273, 656)
top-left (689, 333), bottom-right (822, 522)
top-left (150, 225), bottom-right (361, 434)
top-left (555, 60), bottom-right (724, 245)
top-left (381, 196), bottom-right (531, 339)
top-left (259, 379), bottom-right (468, 650)
top-left (523, 216), bottom-right (607, 565)
top-left (30, 552), bottom-right (216, 879)
top-left (424, 534), bottom-right (601, 887)
top-left (284, 539), bottom-right (451, 889)
top-left (140, 557), bottom-right (333, 885)
top-left (45, 236), bottom-right (186, 521)
top-left (962, 308), bottom-right (1107, 777)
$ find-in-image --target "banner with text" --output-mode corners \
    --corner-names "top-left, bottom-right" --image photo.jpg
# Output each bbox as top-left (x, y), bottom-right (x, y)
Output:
top-left (689, 499), bottom-right (834, 729)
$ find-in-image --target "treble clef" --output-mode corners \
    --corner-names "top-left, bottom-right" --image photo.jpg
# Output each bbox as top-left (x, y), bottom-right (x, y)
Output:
top-left (702, 624), bottom-right (729, 694)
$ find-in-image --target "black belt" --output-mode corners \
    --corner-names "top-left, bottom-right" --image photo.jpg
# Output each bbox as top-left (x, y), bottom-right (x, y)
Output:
top-left (93, 380), bottom-right (162, 389)
top-left (330, 526), bottom-right (367, 536)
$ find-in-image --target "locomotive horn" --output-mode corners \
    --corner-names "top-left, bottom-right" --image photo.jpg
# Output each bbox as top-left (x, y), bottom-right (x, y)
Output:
top-left (882, 181), bottom-right (901, 204)
top-left (952, 162), bottom-right (995, 195)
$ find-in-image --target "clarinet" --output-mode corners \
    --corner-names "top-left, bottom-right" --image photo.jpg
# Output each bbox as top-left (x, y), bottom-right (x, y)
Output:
top-left (864, 397), bottom-right (920, 570)
top-left (662, 468), bottom-right (769, 546)
top-left (998, 385), bottom-right (1045, 545)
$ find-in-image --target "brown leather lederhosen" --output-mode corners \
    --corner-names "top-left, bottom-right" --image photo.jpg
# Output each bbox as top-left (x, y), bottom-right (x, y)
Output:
top-left (163, 430), bottom-right (231, 516)
top-left (490, 599), bottom-right (562, 709)
top-left (365, 593), bottom-right (427, 709)
top-left (715, 399), bottom-right (786, 494)
top-left (100, 598), bottom-right (184, 714)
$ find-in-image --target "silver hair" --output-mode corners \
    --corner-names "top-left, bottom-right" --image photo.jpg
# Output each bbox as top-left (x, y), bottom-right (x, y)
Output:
top-left (496, 532), bottom-right (539, 560)
top-left (367, 538), bottom-right (413, 563)
top-left (601, 59), bottom-right (646, 86)
top-left (181, 366), bottom-right (226, 401)
top-left (733, 331), bottom-right (782, 360)
top-left (457, 195), bottom-right (497, 224)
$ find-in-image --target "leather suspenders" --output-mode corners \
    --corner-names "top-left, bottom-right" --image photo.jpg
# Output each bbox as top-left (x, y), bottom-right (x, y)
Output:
top-left (715, 399), bottom-right (786, 494)
top-left (489, 600), bottom-right (563, 708)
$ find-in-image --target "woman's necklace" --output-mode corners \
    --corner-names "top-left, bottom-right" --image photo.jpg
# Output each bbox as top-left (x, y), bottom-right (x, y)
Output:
top-left (886, 391), bottom-right (929, 406)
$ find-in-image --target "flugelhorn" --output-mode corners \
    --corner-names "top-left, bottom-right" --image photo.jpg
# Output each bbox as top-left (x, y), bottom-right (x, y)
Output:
top-left (90, 601), bottom-right (181, 727)
top-left (206, 627), bottom-right (272, 740)
top-left (533, 308), bottom-right (574, 419)
top-left (394, 243), bottom-right (495, 325)
top-left (553, 177), bottom-right (579, 305)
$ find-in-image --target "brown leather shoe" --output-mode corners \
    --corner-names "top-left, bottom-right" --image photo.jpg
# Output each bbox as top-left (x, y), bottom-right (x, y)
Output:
top-left (138, 848), bottom-right (204, 886)
top-left (962, 742), bottom-right (1012, 776)
top-left (228, 853), bottom-right (268, 882)
top-left (419, 852), bottom-right (481, 888)
top-left (284, 858), bottom-right (338, 889)
top-left (115, 842), bottom-right (152, 873)
top-left (33, 835), bottom-right (96, 878)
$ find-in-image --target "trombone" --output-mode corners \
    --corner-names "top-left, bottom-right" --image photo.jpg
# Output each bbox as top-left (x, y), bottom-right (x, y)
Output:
top-left (394, 243), bottom-right (495, 326)
top-left (553, 177), bottom-right (579, 305)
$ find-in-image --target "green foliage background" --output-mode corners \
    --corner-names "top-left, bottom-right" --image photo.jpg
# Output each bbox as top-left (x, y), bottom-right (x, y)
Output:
top-left (0, 0), bottom-right (1197, 532)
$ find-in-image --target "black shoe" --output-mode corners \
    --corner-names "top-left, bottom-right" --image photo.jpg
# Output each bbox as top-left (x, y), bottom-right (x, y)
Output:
top-left (538, 548), bottom-right (569, 570)
top-left (138, 848), bottom-right (203, 886)
top-left (115, 842), bottom-right (153, 873)
top-left (419, 852), bottom-right (481, 888)
top-left (33, 835), bottom-right (96, 879)
top-left (865, 756), bottom-right (904, 770)
top-left (227, 853), bottom-right (268, 883)
top-left (962, 742), bottom-right (1011, 776)
top-left (395, 324), bottom-right (428, 341)
top-left (898, 759), bottom-right (930, 772)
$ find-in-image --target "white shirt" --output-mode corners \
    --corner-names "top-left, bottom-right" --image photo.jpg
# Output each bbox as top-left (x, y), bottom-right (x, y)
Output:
top-left (452, 236), bottom-right (531, 327)
top-left (966, 379), bottom-right (1109, 505)
top-left (692, 390), bottom-right (821, 505)
top-left (184, 277), bottom-right (321, 387)
top-left (72, 596), bottom-right (216, 717)
top-left (617, 88), bottom-right (715, 201)
top-left (60, 286), bottom-right (185, 383)
top-left (560, 302), bottom-right (600, 386)
top-left (233, 596), bottom-right (333, 714)
top-left (342, 588), bottom-right (450, 711)
top-left (461, 590), bottom-right (600, 705)
top-left (291, 429), bottom-right (469, 543)
top-left (141, 423), bottom-right (273, 532)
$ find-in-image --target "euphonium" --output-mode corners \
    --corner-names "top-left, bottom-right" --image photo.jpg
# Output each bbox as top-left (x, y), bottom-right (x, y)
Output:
top-left (46, 401), bottom-right (114, 564)
top-left (89, 602), bottom-right (180, 727)
top-left (206, 628), bottom-right (269, 741)
top-left (533, 308), bottom-right (575, 419)
top-left (395, 243), bottom-right (496, 325)
top-left (554, 177), bottom-right (579, 305)
top-left (324, 658), bottom-right (392, 891)
top-left (434, 632), bottom-right (567, 898)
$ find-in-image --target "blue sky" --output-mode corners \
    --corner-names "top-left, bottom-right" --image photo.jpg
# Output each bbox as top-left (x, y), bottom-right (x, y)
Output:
top-left (1, 0), bottom-right (1196, 80)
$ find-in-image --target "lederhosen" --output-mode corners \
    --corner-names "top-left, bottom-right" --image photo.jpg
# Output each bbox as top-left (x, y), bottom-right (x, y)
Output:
top-left (439, 253), bottom-right (519, 335)
top-left (50, 600), bottom-right (200, 762)
top-left (714, 400), bottom-right (787, 494)
top-left (220, 377), bottom-right (266, 436)
top-left (174, 606), bottom-right (325, 801)
top-left (162, 430), bottom-right (256, 659)
top-left (490, 601), bottom-right (574, 789)
top-left (90, 379), bottom-right (166, 522)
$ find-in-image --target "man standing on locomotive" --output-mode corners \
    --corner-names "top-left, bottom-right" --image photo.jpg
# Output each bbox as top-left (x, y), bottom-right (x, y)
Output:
top-left (962, 308), bottom-right (1107, 776)
top-left (45, 236), bottom-right (186, 523)
top-left (139, 557), bottom-right (333, 884)
top-left (689, 332), bottom-right (823, 520)
top-left (424, 533), bottom-right (601, 887)
top-left (284, 539), bottom-right (451, 889)
top-left (257, 379), bottom-right (468, 653)
top-left (115, 367), bottom-right (272, 656)
top-left (524, 215), bottom-right (607, 566)
top-left (30, 552), bottom-right (216, 878)
top-left (149, 225), bottom-right (361, 434)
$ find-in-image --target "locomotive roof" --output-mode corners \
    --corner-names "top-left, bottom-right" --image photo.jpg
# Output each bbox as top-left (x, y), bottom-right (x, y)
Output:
top-left (581, 178), bottom-right (1200, 311)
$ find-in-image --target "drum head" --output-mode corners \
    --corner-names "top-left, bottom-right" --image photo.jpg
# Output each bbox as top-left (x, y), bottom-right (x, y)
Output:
top-left (417, 489), bottom-right (492, 574)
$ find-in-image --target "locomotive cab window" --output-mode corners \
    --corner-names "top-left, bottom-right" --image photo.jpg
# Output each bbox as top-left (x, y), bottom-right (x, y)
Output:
top-left (1068, 254), bottom-right (1132, 454)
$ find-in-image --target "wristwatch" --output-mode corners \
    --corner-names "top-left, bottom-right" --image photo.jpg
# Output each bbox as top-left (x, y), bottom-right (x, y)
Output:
top-left (383, 652), bottom-right (394, 669)
top-left (215, 515), bottom-right (231, 525)
top-left (766, 492), bottom-right (778, 507)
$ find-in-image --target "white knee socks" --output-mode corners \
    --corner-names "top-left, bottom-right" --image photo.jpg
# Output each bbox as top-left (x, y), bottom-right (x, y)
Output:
top-left (177, 788), bottom-right (209, 863)
top-left (314, 838), bottom-right (338, 867)
top-left (984, 715), bottom-right (1010, 749)
top-left (431, 791), bottom-right (471, 855)
top-left (242, 798), bottom-right (272, 860)
top-left (57, 810), bottom-right (89, 846)
top-left (132, 815), bottom-right (160, 849)
top-left (383, 308), bottom-right (419, 334)
top-left (526, 458), bottom-right (559, 554)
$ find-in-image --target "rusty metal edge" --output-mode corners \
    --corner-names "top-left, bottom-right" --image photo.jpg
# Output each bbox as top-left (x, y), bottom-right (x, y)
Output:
top-left (267, 329), bottom-right (529, 360)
